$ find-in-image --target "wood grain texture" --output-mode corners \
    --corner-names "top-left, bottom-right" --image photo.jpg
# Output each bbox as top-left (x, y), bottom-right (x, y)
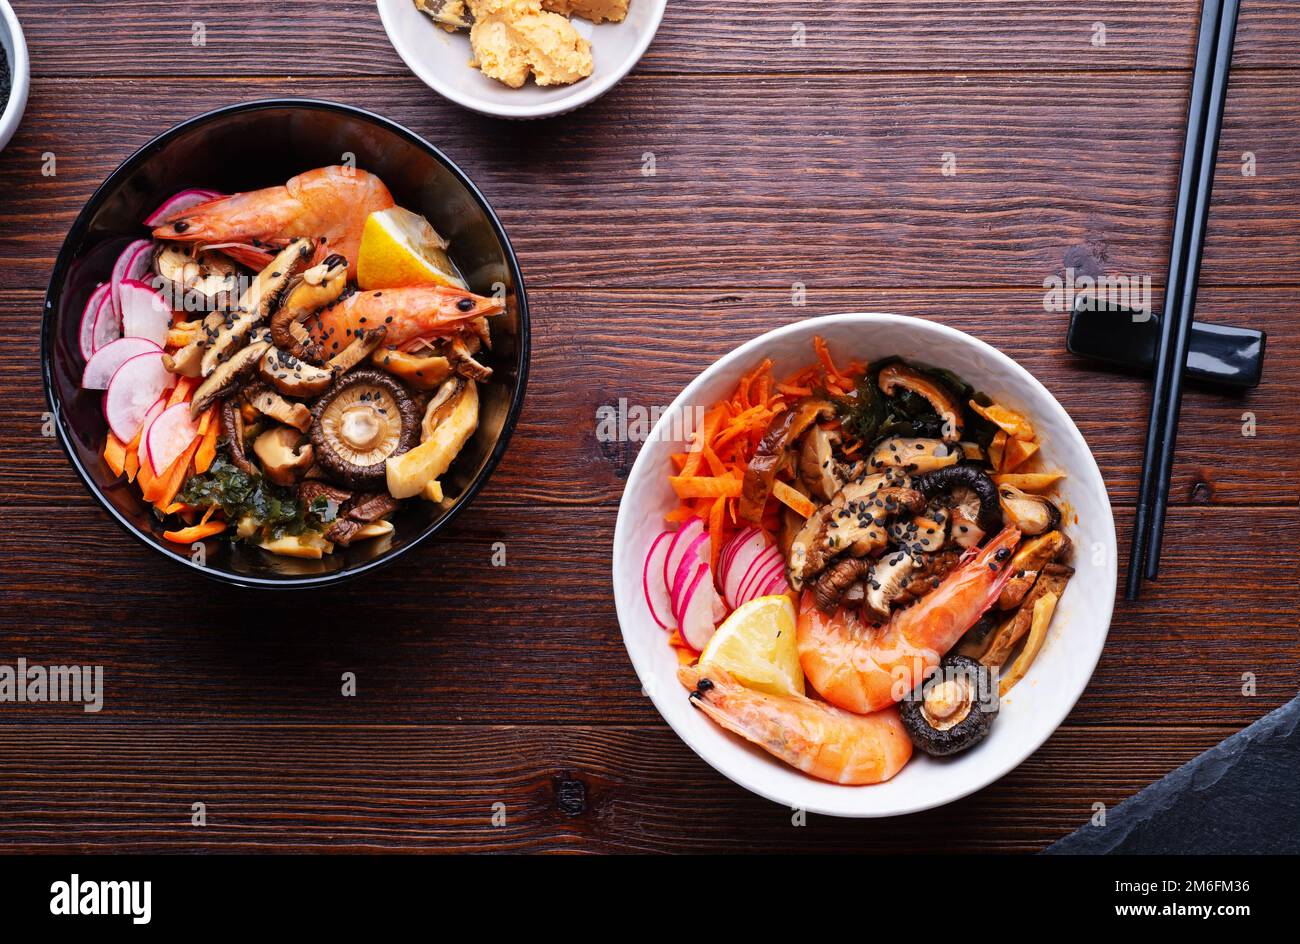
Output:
top-left (1, 72), bottom-right (1299, 291)
top-left (0, 723), bottom-right (1235, 853)
top-left (0, 503), bottom-right (1295, 728)
top-left (0, 1), bottom-right (1297, 854)
top-left (11, 1), bottom-right (1300, 76)
top-left (3, 288), bottom-right (1294, 507)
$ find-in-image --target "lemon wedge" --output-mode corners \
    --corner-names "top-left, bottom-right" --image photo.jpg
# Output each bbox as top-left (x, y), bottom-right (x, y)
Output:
top-left (699, 594), bottom-right (803, 697)
top-left (357, 206), bottom-right (467, 291)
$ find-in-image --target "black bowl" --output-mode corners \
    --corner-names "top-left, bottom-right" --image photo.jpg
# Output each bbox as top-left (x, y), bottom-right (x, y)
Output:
top-left (42, 99), bottom-right (529, 588)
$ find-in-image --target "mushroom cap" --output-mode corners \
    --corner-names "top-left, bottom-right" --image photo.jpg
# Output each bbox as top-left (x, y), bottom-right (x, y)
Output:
top-left (898, 655), bottom-right (998, 756)
top-left (311, 369), bottom-right (420, 488)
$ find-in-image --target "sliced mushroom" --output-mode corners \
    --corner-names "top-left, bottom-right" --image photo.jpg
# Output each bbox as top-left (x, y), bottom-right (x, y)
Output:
top-left (878, 364), bottom-right (964, 442)
top-left (448, 334), bottom-right (493, 382)
top-left (243, 383), bottom-right (312, 433)
top-left (259, 346), bottom-right (335, 398)
top-left (327, 325), bottom-right (389, 376)
top-left (312, 369), bottom-right (420, 489)
top-left (372, 346), bottom-right (454, 391)
top-left (252, 425), bottom-right (314, 486)
top-left (812, 557), bottom-right (872, 612)
top-left (798, 425), bottom-right (843, 501)
top-left (915, 464), bottom-right (1003, 536)
top-left (998, 483), bottom-right (1061, 536)
top-left (153, 244), bottom-right (239, 311)
top-left (823, 482), bottom-right (925, 559)
top-left (165, 308), bottom-right (227, 378)
top-left (201, 238), bottom-right (314, 377)
top-left (868, 437), bottom-right (960, 474)
top-left (949, 486), bottom-right (986, 549)
top-left (740, 399), bottom-right (833, 524)
top-left (270, 253), bottom-right (349, 364)
top-left (901, 550), bottom-right (962, 601)
top-left (889, 512), bottom-right (948, 555)
top-left (998, 530), bottom-right (1070, 609)
top-left (219, 397), bottom-right (257, 476)
top-left (191, 339), bottom-right (270, 416)
top-left (864, 551), bottom-right (917, 621)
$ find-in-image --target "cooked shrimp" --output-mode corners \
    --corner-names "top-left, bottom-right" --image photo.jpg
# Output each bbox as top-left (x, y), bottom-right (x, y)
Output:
top-left (308, 285), bottom-right (504, 353)
top-left (151, 166), bottom-right (395, 274)
top-left (798, 526), bottom-right (1022, 714)
top-left (678, 665), bottom-right (913, 785)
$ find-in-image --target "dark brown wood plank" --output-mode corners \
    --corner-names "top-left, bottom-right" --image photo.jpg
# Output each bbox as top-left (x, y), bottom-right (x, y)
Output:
top-left (6, 288), bottom-right (1294, 507)
top-left (0, 723), bottom-right (1233, 853)
top-left (0, 503), bottom-right (1295, 728)
top-left (10, 1), bottom-right (1300, 76)
top-left (1, 72), bottom-right (1299, 291)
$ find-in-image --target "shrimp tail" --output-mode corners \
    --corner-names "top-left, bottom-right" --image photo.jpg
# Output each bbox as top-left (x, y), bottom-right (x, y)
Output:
top-left (678, 665), bottom-right (913, 785)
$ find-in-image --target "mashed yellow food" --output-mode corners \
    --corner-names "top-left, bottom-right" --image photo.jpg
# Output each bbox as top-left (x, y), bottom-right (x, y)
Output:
top-left (417, 0), bottom-right (629, 89)
top-left (468, 0), bottom-right (593, 88)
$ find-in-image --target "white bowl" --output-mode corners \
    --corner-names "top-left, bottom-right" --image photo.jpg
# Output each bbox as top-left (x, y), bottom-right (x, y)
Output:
top-left (612, 313), bottom-right (1118, 818)
top-left (377, 0), bottom-right (667, 119)
top-left (0, 0), bottom-right (29, 152)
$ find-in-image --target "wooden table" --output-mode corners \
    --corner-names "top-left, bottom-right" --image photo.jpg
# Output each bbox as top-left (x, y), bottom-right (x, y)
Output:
top-left (1, 1), bottom-right (1296, 853)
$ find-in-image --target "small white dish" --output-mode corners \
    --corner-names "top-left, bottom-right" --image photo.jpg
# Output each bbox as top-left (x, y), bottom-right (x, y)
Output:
top-left (0, 0), bottom-right (29, 152)
top-left (612, 313), bottom-right (1118, 818)
top-left (376, 0), bottom-right (666, 119)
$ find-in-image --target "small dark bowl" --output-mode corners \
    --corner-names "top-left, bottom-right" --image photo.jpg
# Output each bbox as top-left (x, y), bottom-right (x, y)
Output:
top-left (42, 99), bottom-right (529, 588)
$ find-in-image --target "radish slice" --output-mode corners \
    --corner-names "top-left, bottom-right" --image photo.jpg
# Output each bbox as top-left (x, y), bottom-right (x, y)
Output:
top-left (642, 531), bottom-right (676, 630)
top-left (678, 562), bottom-right (723, 651)
top-left (663, 517), bottom-right (705, 593)
top-left (736, 545), bottom-right (781, 607)
top-left (718, 526), bottom-right (756, 584)
top-left (136, 397), bottom-right (169, 475)
top-left (722, 529), bottom-right (768, 608)
top-left (738, 549), bottom-right (784, 607)
top-left (119, 279), bottom-right (172, 347)
top-left (78, 284), bottom-right (110, 360)
top-left (142, 188), bottom-right (222, 227)
top-left (104, 351), bottom-right (172, 442)
top-left (110, 239), bottom-right (154, 320)
top-left (146, 403), bottom-right (200, 476)
top-left (760, 572), bottom-right (791, 598)
top-left (81, 337), bottom-right (162, 390)
top-left (671, 532), bottom-right (711, 621)
top-left (91, 287), bottom-right (122, 353)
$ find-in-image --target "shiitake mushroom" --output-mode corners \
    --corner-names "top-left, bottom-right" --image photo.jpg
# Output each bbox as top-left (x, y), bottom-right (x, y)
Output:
top-left (898, 655), bottom-right (999, 757)
top-left (310, 369), bottom-right (420, 489)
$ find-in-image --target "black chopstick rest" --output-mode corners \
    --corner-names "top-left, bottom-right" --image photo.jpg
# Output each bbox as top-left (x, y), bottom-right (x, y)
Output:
top-left (1067, 299), bottom-right (1265, 389)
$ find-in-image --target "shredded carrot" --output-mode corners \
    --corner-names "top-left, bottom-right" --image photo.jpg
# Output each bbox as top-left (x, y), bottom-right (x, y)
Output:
top-left (103, 433), bottom-right (127, 477)
top-left (814, 336), bottom-right (851, 387)
top-left (162, 520), bottom-right (227, 544)
top-left (167, 376), bottom-right (198, 408)
top-left (194, 408), bottom-right (220, 474)
top-left (148, 437), bottom-right (202, 509)
top-left (708, 496), bottom-right (726, 573)
top-left (772, 480), bottom-right (816, 518)
top-left (669, 473), bottom-right (742, 500)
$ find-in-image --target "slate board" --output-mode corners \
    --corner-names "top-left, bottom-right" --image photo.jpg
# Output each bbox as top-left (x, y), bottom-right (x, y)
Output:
top-left (1046, 694), bottom-right (1300, 854)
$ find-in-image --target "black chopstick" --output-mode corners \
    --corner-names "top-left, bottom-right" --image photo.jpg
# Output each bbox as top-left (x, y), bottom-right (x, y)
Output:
top-left (1145, 0), bottom-right (1243, 580)
top-left (1125, 0), bottom-right (1226, 601)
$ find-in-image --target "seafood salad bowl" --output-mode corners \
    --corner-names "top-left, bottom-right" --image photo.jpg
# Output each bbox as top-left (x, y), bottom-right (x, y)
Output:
top-left (44, 99), bottom-right (529, 588)
top-left (612, 313), bottom-right (1117, 817)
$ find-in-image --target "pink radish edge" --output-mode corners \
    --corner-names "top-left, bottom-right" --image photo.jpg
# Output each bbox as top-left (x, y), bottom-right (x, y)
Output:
top-left (642, 531), bottom-right (675, 630)
top-left (78, 284), bottom-right (111, 361)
